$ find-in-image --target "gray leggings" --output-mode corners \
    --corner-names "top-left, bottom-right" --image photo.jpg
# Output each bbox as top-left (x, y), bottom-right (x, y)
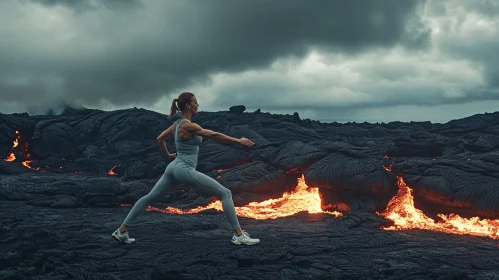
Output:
top-left (122, 158), bottom-right (241, 230)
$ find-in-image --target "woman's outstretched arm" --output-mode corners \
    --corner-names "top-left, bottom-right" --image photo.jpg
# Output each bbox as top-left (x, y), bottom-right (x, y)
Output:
top-left (185, 123), bottom-right (255, 147)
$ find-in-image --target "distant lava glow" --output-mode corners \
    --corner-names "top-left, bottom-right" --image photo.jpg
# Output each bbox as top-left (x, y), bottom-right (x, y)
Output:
top-left (4, 130), bottom-right (46, 171)
top-left (4, 130), bottom-right (20, 162)
top-left (212, 168), bottom-right (229, 179)
top-left (108, 164), bottom-right (120, 175)
top-left (4, 152), bottom-right (16, 162)
top-left (4, 130), bottom-right (66, 173)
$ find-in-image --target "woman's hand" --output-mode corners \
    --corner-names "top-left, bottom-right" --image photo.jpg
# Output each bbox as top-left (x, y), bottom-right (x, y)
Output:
top-left (167, 153), bottom-right (177, 159)
top-left (238, 137), bottom-right (255, 148)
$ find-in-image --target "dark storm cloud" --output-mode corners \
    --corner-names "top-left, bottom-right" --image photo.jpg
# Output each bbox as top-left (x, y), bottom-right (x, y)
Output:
top-left (202, 0), bottom-right (499, 118)
top-left (445, 41), bottom-right (499, 88)
top-left (428, 0), bottom-right (499, 88)
top-left (0, 0), bottom-right (428, 114)
top-left (450, 0), bottom-right (499, 18)
top-left (27, 0), bottom-right (142, 11)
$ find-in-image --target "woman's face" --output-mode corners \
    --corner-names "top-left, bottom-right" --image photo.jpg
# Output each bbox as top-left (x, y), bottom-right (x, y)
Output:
top-left (188, 96), bottom-right (199, 114)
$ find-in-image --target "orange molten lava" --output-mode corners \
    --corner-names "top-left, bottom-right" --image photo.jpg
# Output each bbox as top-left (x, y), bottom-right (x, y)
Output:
top-left (19, 141), bottom-right (48, 172)
top-left (147, 174), bottom-right (342, 220)
top-left (108, 164), bottom-right (119, 175)
top-left (5, 152), bottom-right (15, 162)
top-left (4, 130), bottom-right (20, 162)
top-left (212, 168), bottom-right (229, 179)
top-left (212, 169), bottom-right (228, 172)
top-left (118, 203), bottom-right (132, 207)
top-left (380, 177), bottom-right (499, 239)
top-left (21, 160), bottom-right (46, 172)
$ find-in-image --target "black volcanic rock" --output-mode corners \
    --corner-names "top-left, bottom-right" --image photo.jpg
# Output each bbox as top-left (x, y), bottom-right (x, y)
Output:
top-left (305, 152), bottom-right (398, 213)
top-left (256, 121), bottom-right (324, 142)
top-left (124, 160), bottom-right (152, 179)
top-left (467, 134), bottom-right (499, 152)
top-left (386, 137), bottom-right (445, 157)
top-left (222, 124), bottom-right (270, 146)
top-left (217, 161), bottom-right (299, 196)
top-left (197, 141), bottom-right (250, 173)
top-left (2, 198), bottom-right (499, 280)
top-left (263, 141), bottom-right (328, 172)
top-left (3, 108), bottom-right (499, 278)
top-left (1, 107), bottom-right (499, 223)
top-left (229, 105), bottom-right (246, 114)
top-left (225, 112), bottom-right (251, 124)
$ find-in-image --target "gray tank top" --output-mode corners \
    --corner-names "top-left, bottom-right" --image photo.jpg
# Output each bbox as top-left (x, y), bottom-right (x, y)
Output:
top-left (174, 119), bottom-right (202, 157)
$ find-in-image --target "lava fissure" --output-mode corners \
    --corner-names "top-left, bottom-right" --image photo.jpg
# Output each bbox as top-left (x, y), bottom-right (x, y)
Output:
top-left (146, 173), bottom-right (499, 240)
top-left (379, 176), bottom-right (499, 239)
top-left (147, 174), bottom-right (343, 220)
top-left (5, 130), bottom-right (124, 175)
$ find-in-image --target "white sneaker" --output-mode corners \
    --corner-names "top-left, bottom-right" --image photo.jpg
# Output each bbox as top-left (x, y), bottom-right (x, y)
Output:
top-left (231, 231), bottom-right (260, 245)
top-left (112, 228), bottom-right (136, 244)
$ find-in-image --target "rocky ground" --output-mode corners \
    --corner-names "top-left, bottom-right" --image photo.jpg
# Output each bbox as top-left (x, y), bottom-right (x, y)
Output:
top-left (1, 185), bottom-right (499, 280)
top-left (2, 105), bottom-right (499, 279)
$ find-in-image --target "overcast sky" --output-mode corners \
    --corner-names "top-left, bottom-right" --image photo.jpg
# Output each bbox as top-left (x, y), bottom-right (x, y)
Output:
top-left (1, 0), bottom-right (498, 123)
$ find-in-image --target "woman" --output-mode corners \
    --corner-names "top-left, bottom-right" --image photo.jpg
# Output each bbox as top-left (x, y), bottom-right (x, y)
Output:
top-left (112, 92), bottom-right (260, 245)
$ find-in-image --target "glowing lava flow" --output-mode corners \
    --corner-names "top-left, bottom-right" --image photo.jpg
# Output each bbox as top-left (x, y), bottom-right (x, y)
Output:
top-left (3, 130), bottom-right (48, 172)
top-left (4, 152), bottom-right (16, 162)
top-left (21, 160), bottom-right (41, 171)
top-left (108, 164), bottom-right (119, 175)
top-left (379, 177), bottom-right (499, 239)
top-left (212, 168), bottom-right (229, 179)
top-left (147, 175), bottom-right (342, 220)
top-left (4, 130), bottom-right (20, 162)
top-left (20, 141), bottom-right (47, 172)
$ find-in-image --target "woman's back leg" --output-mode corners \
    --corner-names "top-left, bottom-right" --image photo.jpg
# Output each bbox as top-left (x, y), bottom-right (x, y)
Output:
top-left (122, 166), bottom-right (180, 227)
top-left (174, 167), bottom-right (260, 245)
